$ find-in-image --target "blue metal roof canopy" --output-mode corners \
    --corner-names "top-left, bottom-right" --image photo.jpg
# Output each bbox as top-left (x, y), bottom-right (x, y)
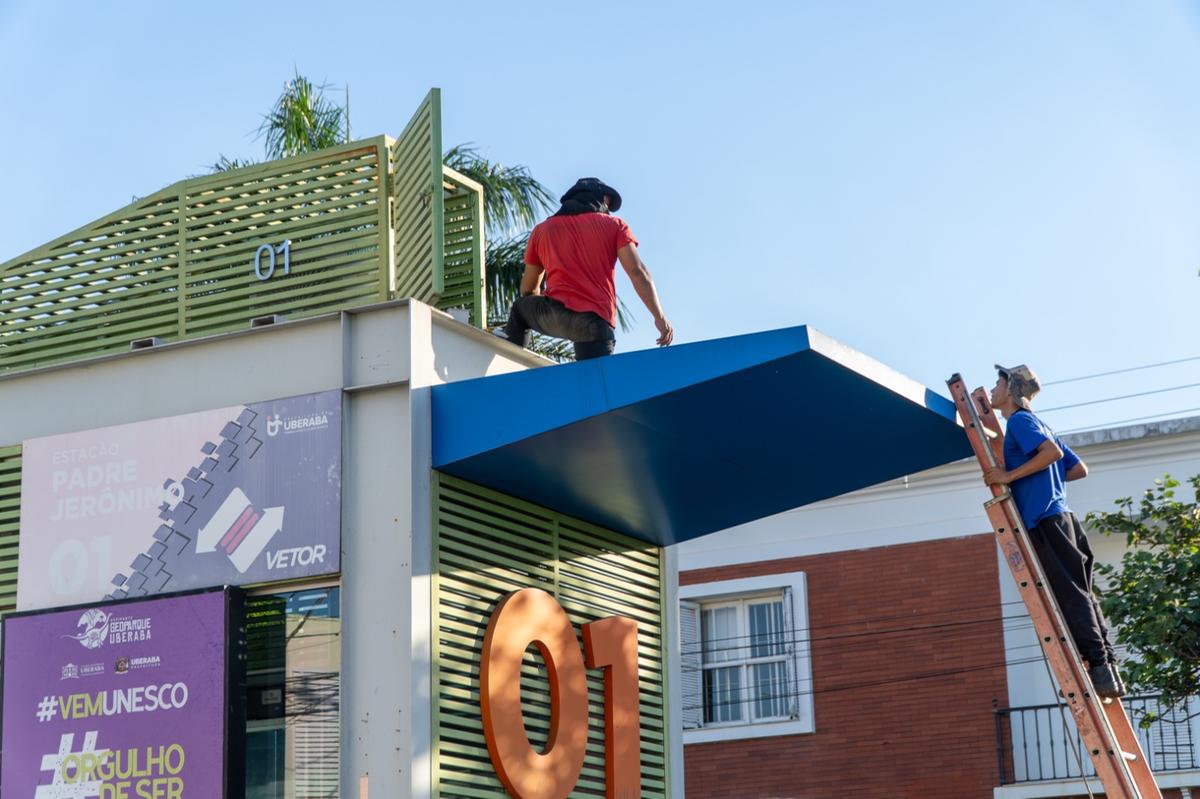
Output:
top-left (432, 325), bottom-right (971, 546)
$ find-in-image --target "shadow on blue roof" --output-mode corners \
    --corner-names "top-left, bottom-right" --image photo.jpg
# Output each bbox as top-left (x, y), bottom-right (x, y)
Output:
top-left (433, 325), bottom-right (970, 546)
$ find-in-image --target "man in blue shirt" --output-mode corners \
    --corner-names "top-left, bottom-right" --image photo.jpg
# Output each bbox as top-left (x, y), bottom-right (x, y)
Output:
top-left (982, 364), bottom-right (1124, 698)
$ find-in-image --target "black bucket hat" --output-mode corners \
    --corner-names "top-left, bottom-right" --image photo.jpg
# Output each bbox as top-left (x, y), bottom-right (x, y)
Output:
top-left (561, 177), bottom-right (622, 212)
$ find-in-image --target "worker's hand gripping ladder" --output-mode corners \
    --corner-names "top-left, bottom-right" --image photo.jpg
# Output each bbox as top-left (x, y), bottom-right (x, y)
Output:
top-left (946, 374), bottom-right (1161, 799)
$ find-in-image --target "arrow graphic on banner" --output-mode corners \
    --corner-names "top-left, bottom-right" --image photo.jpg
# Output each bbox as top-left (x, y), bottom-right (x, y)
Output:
top-left (196, 486), bottom-right (252, 554)
top-left (228, 506), bottom-right (284, 573)
top-left (196, 487), bottom-right (284, 572)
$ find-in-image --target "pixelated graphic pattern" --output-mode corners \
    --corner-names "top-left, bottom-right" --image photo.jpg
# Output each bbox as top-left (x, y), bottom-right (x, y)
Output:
top-left (104, 408), bottom-right (264, 600)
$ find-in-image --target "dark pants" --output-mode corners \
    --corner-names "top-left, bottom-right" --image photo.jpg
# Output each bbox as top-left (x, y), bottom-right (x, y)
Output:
top-left (504, 295), bottom-right (616, 361)
top-left (1028, 512), bottom-right (1116, 666)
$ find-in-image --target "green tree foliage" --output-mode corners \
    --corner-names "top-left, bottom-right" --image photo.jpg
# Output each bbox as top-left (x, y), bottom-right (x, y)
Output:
top-left (1088, 475), bottom-right (1200, 714)
top-left (208, 154), bottom-right (258, 173)
top-left (444, 144), bottom-right (555, 241)
top-left (259, 71), bottom-right (347, 160)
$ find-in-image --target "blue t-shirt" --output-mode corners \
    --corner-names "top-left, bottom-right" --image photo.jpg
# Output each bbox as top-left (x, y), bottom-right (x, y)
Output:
top-left (1003, 409), bottom-right (1079, 528)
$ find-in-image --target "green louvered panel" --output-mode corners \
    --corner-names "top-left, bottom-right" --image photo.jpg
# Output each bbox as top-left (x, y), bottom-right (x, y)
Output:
top-left (432, 474), bottom-right (670, 799)
top-left (391, 88), bottom-right (444, 304)
top-left (0, 444), bottom-right (21, 616)
top-left (180, 139), bottom-right (388, 337)
top-left (0, 191), bottom-right (183, 372)
top-left (439, 169), bottom-right (486, 326)
top-left (0, 138), bottom-right (389, 372)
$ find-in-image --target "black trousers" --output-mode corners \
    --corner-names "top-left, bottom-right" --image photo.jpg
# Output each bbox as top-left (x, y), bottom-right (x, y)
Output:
top-left (1028, 512), bottom-right (1116, 666)
top-left (504, 296), bottom-right (616, 361)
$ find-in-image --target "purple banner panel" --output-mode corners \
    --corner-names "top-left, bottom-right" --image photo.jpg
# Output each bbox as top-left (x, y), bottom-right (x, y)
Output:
top-left (18, 390), bottom-right (342, 610)
top-left (1, 590), bottom-right (229, 799)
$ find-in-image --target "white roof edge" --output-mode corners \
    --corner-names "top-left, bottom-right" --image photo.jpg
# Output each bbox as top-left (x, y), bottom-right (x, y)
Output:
top-left (0, 299), bottom-right (550, 384)
top-left (0, 299), bottom-right (415, 384)
top-left (805, 326), bottom-right (958, 419)
top-left (806, 327), bottom-right (1200, 447)
top-left (428, 306), bottom-right (551, 368)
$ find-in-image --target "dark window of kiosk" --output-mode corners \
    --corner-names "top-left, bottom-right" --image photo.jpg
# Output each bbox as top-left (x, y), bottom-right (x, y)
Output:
top-left (245, 586), bottom-right (341, 799)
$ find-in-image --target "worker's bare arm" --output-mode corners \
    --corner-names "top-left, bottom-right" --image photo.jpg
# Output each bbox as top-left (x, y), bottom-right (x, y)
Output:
top-left (520, 263), bottom-right (545, 296)
top-left (982, 439), bottom-right (1063, 486)
top-left (616, 244), bottom-right (673, 346)
top-left (1065, 460), bottom-right (1088, 481)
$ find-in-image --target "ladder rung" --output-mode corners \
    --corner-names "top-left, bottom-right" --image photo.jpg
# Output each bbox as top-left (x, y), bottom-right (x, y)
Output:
top-left (984, 492), bottom-right (1012, 508)
top-left (1121, 750), bottom-right (1138, 762)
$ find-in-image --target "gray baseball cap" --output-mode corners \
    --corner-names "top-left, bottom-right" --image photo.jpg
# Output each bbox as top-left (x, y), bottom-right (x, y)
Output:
top-left (996, 364), bottom-right (1041, 408)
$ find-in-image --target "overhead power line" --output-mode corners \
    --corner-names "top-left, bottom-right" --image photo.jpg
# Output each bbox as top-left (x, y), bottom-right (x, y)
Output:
top-left (679, 625), bottom-right (1129, 668)
top-left (682, 614), bottom-right (1045, 658)
top-left (1039, 382), bottom-right (1200, 413)
top-left (1043, 355), bottom-right (1200, 387)
top-left (683, 597), bottom-right (1035, 650)
top-left (681, 648), bottom-right (1145, 715)
top-left (681, 652), bottom-right (1067, 713)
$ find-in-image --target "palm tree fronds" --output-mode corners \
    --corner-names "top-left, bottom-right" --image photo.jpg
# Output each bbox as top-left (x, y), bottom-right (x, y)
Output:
top-left (525, 333), bottom-right (576, 363)
top-left (208, 154), bottom-right (259, 174)
top-left (444, 144), bottom-right (555, 240)
top-left (485, 234), bottom-right (531, 321)
top-left (258, 69), bottom-right (347, 161)
top-left (615, 295), bottom-right (635, 333)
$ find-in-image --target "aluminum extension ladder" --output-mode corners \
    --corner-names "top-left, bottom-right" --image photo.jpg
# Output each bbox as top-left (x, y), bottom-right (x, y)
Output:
top-left (947, 373), bottom-right (1162, 799)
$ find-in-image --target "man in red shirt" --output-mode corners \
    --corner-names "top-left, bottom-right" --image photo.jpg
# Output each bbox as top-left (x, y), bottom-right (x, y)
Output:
top-left (503, 178), bottom-right (673, 360)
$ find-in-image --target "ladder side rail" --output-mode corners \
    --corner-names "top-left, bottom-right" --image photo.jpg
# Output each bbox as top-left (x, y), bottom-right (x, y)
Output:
top-left (1104, 700), bottom-right (1165, 798)
top-left (967, 387), bottom-right (1005, 464)
top-left (947, 376), bottom-right (1154, 798)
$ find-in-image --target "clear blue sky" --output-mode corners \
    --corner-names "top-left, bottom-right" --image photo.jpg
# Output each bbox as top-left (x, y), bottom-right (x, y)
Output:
top-left (2, 1), bottom-right (1198, 434)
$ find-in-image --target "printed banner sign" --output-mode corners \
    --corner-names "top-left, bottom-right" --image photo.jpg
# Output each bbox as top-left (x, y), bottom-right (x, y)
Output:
top-left (1, 590), bottom-right (232, 798)
top-left (18, 391), bottom-right (341, 610)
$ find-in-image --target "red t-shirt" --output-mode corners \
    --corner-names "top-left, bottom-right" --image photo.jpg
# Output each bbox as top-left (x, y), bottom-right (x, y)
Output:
top-left (524, 213), bottom-right (638, 327)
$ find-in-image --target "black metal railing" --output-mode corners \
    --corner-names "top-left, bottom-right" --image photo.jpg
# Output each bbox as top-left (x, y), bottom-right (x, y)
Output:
top-left (995, 695), bottom-right (1199, 784)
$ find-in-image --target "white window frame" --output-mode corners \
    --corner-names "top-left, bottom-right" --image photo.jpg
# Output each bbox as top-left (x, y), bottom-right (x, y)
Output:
top-left (680, 571), bottom-right (814, 744)
top-left (696, 594), bottom-right (793, 727)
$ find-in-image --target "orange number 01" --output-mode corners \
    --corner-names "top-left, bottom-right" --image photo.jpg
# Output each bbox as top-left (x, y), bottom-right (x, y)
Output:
top-left (480, 588), bottom-right (641, 799)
